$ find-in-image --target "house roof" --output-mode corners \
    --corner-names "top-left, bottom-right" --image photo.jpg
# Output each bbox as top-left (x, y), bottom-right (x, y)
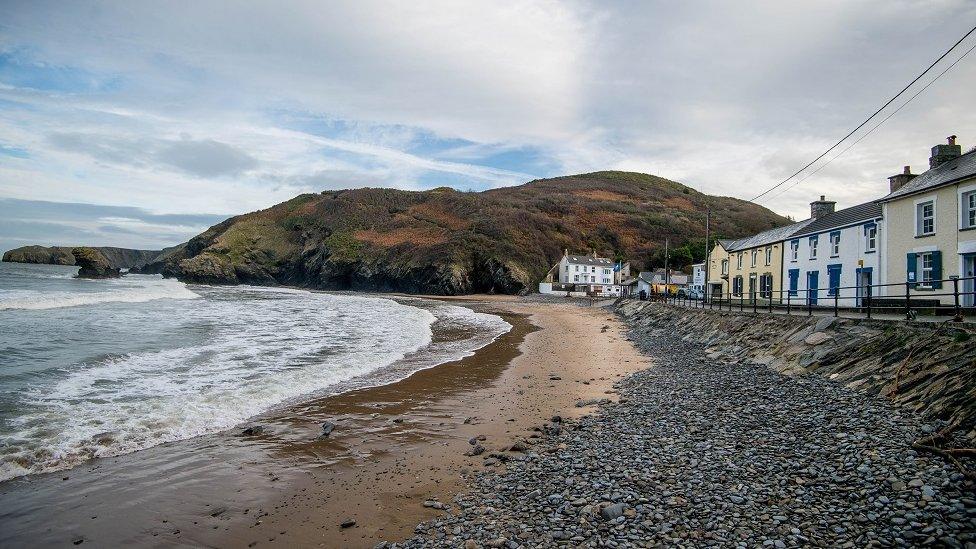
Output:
top-left (564, 253), bottom-right (614, 266)
top-left (790, 201), bottom-right (883, 238)
top-left (881, 149), bottom-right (976, 202)
top-left (727, 219), bottom-right (814, 252)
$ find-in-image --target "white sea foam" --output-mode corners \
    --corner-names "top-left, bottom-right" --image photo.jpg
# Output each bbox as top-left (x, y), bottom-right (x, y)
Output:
top-left (1, 285), bottom-right (515, 482)
top-left (0, 277), bottom-right (200, 310)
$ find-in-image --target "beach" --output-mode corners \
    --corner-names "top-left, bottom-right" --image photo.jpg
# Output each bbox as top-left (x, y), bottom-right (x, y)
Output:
top-left (0, 295), bottom-right (649, 548)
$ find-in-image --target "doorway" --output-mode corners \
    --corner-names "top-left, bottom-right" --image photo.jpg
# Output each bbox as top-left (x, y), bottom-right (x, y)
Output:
top-left (807, 271), bottom-right (819, 305)
top-left (856, 268), bottom-right (873, 307)
top-left (964, 254), bottom-right (975, 307)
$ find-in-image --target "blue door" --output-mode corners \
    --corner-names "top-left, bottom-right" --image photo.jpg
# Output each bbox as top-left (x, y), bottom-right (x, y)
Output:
top-left (807, 271), bottom-right (819, 305)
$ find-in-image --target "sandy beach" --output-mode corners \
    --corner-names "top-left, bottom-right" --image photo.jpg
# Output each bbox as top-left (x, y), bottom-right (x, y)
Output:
top-left (0, 296), bottom-right (649, 548)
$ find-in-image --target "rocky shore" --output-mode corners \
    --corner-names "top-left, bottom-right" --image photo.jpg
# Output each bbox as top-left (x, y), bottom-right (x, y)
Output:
top-left (399, 305), bottom-right (976, 548)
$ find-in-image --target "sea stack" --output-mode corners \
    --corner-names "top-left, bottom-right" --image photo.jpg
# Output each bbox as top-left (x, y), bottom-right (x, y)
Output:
top-left (72, 247), bottom-right (122, 279)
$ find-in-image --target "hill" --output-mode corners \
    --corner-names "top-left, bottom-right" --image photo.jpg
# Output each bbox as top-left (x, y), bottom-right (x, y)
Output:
top-left (136, 171), bottom-right (789, 294)
top-left (2, 245), bottom-right (163, 269)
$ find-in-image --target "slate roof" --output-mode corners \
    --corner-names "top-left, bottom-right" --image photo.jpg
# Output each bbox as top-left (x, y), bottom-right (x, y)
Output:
top-left (727, 219), bottom-right (814, 252)
top-left (564, 253), bottom-right (614, 266)
top-left (882, 149), bottom-right (976, 201)
top-left (790, 201), bottom-right (883, 238)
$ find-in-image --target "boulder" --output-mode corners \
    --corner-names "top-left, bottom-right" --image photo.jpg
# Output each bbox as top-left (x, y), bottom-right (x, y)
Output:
top-left (72, 247), bottom-right (121, 279)
top-left (804, 332), bottom-right (831, 346)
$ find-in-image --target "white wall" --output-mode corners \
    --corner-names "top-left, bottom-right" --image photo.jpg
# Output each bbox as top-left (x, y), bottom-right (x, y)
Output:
top-left (782, 219), bottom-right (882, 306)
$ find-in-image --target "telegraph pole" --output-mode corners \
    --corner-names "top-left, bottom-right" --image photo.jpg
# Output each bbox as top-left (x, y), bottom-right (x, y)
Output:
top-left (704, 208), bottom-right (710, 303)
top-left (664, 237), bottom-right (670, 292)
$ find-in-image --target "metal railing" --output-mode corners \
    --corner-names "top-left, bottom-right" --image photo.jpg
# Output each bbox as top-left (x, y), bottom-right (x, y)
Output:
top-left (652, 275), bottom-right (976, 322)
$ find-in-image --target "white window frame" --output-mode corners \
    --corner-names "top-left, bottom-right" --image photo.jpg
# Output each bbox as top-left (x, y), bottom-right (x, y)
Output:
top-left (721, 259), bottom-right (729, 275)
top-left (736, 253), bottom-right (742, 269)
top-left (750, 250), bottom-right (757, 267)
top-left (920, 252), bottom-right (934, 284)
top-left (830, 233), bottom-right (840, 257)
top-left (865, 225), bottom-right (877, 252)
top-left (790, 240), bottom-right (798, 262)
top-left (915, 197), bottom-right (936, 236)
top-left (764, 247), bottom-right (772, 266)
top-left (573, 274), bottom-right (579, 282)
top-left (810, 237), bottom-right (818, 260)
top-left (960, 184), bottom-right (976, 230)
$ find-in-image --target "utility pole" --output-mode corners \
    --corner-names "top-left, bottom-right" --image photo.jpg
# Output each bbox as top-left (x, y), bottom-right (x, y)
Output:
top-left (704, 208), bottom-right (710, 304)
top-left (664, 237), bottom-right (670, 292)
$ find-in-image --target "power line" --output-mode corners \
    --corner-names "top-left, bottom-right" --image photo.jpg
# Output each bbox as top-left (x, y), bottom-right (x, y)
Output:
top-left (761, 38), bottom-right (976, 204)
top-left (750, 23), bottom-right (976, 202)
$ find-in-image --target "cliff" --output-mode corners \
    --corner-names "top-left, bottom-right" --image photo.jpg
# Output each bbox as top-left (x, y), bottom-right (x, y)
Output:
top-left (71, 247), bottom-right (122, 279)
top-left (2, 245), bottom-right (163, 269)
top-left (138, 171), bottom-right (789, 294)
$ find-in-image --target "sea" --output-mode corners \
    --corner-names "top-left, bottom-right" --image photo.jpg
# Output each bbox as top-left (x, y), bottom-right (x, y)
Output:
top-left (0, 262), bottom-right (510, 482)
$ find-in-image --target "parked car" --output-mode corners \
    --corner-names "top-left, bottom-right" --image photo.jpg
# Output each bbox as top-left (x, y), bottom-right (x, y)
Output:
top-left (677, 288), bottom-right (704, 300)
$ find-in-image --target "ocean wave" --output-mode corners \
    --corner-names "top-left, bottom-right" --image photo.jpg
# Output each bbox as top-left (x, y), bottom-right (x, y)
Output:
top-left (0, 279), bottom-right (200, 310)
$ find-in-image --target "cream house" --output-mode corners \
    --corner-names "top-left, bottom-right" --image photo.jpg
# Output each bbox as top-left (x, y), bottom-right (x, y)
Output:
top-left (879, 136), bottom-right (976, 306)
top-left (705, 239), bottom-right (735, 298)
top-left (725, 218), bottom-right (813, 303)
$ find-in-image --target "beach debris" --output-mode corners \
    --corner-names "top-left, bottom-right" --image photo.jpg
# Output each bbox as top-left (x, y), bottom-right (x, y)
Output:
top-left (422, 500), bottom-right (446, 510)
top-left (391, 417), bottom-right (404, 424)
top-left (468, 435), bottom-right (486, 445)
top-left (465, 444), bottom-right (485, 456)
top-left (463, 417), bottom-right (474, 424)
top-left (340, 518), bottom-right (356, 528)
top-left (239, 425), bottom-right (263, 436)
top-left (548, 375), bottom-right (562, 381)
top-left (72, 539), bottom-right (84, 546)
top-left (550, 415), bottom-right (562, 423)
top-left (320, 421), bottom-right (336, 437)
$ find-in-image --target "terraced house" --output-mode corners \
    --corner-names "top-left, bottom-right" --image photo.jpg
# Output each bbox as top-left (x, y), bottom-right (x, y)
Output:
top-left (879, 136), bottom-right (976, 306)
top-left (725, 218), bottom-right (812, 303)
top-left (782, 198), bottom-right (884, 307)
top-left (705, 239), bottom-right (734, 299)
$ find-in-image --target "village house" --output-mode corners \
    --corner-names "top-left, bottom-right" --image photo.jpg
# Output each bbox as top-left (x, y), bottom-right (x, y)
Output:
top-left (636, 268), bottom-right (689, 297)
top-left (782, 198), bottom-right (883, 307)
top-left (539, 250), bottom-right (631, 297)
top-left (705, 239), bottom-right (735, 299)
top-left (691, 262), bottom-right (706, 293)
top-left (879, 136), bottom-right (976, 306)
top-left (725, 218), bottom-right (813, 303)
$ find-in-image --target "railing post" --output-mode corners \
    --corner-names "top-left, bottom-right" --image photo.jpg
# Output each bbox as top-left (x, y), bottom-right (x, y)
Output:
top-left (768, 290), bottom-right (773, 314)
top-left (834, 287), bottom-right (839, 317)
top-left (866, 285), bottom-right (872, 319)
top-left (807, 289), bottom-right (812, 317)
top-left (787, 294), bottom-right (791, 316)
top-left (905, 281), bottom-right (911, 321)
top-left (953, 277), bottom-right (962, 322)
top-left (752, 291), bottom-right (757, 314)
top-left (739, 292), bottom-right (744, 312)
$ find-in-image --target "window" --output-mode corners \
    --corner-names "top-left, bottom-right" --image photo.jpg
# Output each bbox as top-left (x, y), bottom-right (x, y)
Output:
top-left (830, 232), bottom-right (840, 257)
top-left (765, 247), bottom-right (772, 266)
top-left (963, 190), bottom-right (976, 229)
top-left (789, 240), bottom-right (799, 262)
top-left (809, 236), bottom-right (818, 259)
top-left (603, 268), bottom-right (611, 275)
top-left (732, 276), bottom-right (743, 296)
top-left (573, 275), bottom-right (579, 282)
top-left (564, 265), bottom-right (569, 272)
top-left (864, 224), bottom-right (877, 252)
top-left (590, 276), bottom-right (595, 283)
top-left (920, 253), bottom-right (933, 284)
top-left (574, 265), bottom-right (579, 272)
top-left (602, 277), bottom-right (610, 284)
top-left (916, 201), bottom-right (935, 236)
top-left (750, 250), bottom-right (757, 267)
top-left (736, 253), bottom-right (742, 269)
top-left (591, 266), bottom-right (596, 273)
top-left (721, 259), bottom-right (729, 275)
top-left (760, 274), bottom-right (772, 298)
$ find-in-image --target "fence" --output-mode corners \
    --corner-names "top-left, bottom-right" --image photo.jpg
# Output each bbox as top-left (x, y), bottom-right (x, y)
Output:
top-left (657, 275), bottom-right (976, 322)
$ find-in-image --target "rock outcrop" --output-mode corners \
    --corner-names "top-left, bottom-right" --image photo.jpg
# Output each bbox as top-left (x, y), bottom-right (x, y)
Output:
top-left (3, 245), bottom-right (163, 269)
top-left (615, 301), bottom-right (976, 442)
top-left (72, 247), bottom-right (122, 279)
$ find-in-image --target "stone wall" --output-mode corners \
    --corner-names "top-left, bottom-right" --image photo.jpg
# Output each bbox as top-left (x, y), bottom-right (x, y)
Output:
top-left (615, 301), bottom-right (976, 442)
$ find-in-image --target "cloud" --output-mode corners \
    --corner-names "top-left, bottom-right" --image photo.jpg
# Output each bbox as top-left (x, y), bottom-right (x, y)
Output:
top-left (0, 0), bottom-right (974, 252)
top-left (0, 198), bottom-right (225, 253)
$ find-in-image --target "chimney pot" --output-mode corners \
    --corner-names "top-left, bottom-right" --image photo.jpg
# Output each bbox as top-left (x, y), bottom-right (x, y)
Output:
top-left (948, 135), bottom-right (957, 145)
top-left (903, 165), bottom-right (911, 175)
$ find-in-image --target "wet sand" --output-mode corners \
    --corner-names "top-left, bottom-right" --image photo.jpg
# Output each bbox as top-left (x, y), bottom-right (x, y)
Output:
top-left (0, 296), bottom-right (649, 548)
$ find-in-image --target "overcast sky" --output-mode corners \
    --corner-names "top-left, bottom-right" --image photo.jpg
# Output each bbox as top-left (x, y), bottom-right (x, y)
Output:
top-left (1, 1), bottom-right (975, 252)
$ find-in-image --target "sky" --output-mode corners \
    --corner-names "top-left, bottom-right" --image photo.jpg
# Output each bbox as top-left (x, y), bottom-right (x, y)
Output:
top-left (1, 1), bottom-right (975, 252)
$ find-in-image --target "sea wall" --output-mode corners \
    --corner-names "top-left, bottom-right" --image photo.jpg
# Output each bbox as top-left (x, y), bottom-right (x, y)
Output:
top-left (615, 301), bottom-right (976, 441)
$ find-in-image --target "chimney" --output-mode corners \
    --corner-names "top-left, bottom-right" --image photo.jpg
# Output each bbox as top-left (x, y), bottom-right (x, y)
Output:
top-left (888, 165), bottom-right (917, 193)
top-left (810, 195), bottom-right (836, 219)
top-left (929, 135), bottom-right (962, 169)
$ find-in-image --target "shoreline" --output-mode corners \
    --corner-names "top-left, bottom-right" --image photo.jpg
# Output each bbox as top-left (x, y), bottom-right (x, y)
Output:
top-left (0, 295), bottom-right (650, 548)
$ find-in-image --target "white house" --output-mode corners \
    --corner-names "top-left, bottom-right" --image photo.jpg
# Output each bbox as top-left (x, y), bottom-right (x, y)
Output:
top-left (539, 250), bottom-right (629, 297)
top-left (691, 263), bottom-right (705, 292)
top-left (782, 199), bottom-right (883, 307)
